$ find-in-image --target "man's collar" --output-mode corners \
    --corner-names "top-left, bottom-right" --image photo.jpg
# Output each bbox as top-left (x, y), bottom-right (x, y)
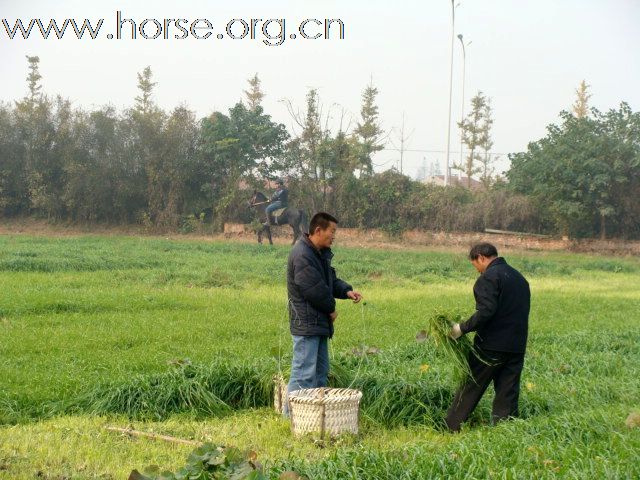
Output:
top-left (487, 257), bottom-right (506, 269)
top-left (302, 234), bottom-right (320, 253)
top-left (302, 233), bottom-right (332, 257)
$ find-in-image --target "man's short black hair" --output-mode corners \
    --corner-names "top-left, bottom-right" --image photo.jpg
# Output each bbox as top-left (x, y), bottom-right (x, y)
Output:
top-left (309, 212), bottom-right (338, 234)
top-left (469, 243), bottom-right (498, 260)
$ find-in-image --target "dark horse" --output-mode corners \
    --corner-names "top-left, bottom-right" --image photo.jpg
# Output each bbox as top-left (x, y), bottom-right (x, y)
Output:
top-left (249, 191), bottom-right (308, 245)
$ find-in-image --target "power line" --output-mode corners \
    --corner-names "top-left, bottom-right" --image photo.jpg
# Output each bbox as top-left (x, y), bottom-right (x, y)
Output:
top-left (381, 147), bottom-right (509, 156)
top-left (371, 158), bottom-right (396, 167)
top-left (388, 113), bottom-right (415, 174)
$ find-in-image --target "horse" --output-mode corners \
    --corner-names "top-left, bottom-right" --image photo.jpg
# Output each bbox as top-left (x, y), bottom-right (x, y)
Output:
top-left (248, 191), bottom-right (308, 245)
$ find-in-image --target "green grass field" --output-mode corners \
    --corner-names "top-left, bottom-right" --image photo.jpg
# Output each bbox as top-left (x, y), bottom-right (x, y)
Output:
top-left (1, 234), bottom-right (639, 479)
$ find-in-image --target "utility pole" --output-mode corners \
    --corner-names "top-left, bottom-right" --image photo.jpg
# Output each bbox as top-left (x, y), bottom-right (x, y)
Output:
top-left (392, 112), bottom-right (413, 175)
top-left (400, 113), bottom-right (405, 174)
top-left (458, 34), bottom-right (471, 170)
top-left (445, 0), bottom-right (458, 186)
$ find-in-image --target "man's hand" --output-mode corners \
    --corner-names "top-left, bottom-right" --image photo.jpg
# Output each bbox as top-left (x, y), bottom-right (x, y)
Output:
top-left (449, 323), bottom-right (463, 340)
top-left (347, 291), bottom-right (363, 303)
top-left (329, 311), bottom-right (338, 322)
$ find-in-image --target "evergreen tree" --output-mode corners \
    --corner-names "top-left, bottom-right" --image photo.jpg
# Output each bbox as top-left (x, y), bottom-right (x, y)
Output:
top-left (134, 66), bottom-right (157, 115)
top-left (354, 81), bottom-right (384, 174)
top-left (131, 66), bottom-right (167, 226)
top-left (456, 91), bottom-right (491, 188)
top-left (26, 55), bottom-right (42, 101)
top-left (14, 56), bottom-right (63, 218)
top-left (478, 98), bottom-right (495, 188)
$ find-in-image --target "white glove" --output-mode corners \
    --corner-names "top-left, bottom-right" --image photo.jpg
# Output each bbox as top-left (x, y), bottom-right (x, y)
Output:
top-left (450, 323), bottom-right (463, 340)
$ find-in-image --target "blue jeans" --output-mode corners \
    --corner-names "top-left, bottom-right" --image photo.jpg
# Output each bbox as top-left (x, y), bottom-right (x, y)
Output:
top-left (284, 335), bottom-right (329, 416)
top-left (265, 201), bottom-right (284, 218)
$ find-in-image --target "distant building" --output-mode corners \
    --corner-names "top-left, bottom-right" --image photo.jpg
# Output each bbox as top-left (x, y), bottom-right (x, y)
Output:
top-left (422, 174), bottom-right (482, 190)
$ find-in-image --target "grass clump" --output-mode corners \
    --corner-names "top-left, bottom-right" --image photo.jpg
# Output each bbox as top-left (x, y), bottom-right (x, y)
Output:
top-left (56, 346), bottom-right (459, 427)
top-left (5, 341), bottom-right (550, 428)
top-left (70, 361), bottom-right (275, 420)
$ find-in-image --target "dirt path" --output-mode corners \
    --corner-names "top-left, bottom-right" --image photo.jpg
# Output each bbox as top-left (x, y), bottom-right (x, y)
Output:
top-left (1, 218), bottom-right (639, 255)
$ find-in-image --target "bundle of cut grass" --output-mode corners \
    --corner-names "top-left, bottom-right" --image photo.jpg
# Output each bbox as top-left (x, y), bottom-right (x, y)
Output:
top-left (425, 311), bottom-right (477, 386)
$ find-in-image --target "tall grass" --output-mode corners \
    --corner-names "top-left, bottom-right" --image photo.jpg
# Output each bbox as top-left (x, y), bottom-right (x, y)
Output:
top-left (10, 338), bottom-right (593, 430)
top-left (69, 361), bottom-right (275, 420)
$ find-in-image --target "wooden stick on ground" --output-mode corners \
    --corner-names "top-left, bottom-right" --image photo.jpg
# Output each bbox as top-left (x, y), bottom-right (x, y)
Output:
top-left (106, 427), bottom-right (202, 446)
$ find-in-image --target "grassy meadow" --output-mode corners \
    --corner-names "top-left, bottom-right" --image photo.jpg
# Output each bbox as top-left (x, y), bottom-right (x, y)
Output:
top-left (0, 234), bottom-right (639, 479)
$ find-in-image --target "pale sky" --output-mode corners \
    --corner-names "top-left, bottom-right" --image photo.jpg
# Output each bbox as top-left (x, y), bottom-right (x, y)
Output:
top-left (2, 0), bottom-right (639, 178)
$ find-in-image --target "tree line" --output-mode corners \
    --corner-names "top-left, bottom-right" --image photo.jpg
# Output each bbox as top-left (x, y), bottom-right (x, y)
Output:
top-left (0, 58), bottom-right (638, 238)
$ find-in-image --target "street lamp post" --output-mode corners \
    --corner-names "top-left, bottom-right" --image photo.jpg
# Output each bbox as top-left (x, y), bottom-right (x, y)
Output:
top-left (457, 34), bottom-right (471, 172)
top-left (444, 0), bottom-right (458, 186)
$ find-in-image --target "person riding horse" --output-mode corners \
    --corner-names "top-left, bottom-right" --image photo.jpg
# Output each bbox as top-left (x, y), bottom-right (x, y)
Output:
top-left (265, 178), bottom-right (288, 226)
top-left (249, 186), bottom-right (307, 245)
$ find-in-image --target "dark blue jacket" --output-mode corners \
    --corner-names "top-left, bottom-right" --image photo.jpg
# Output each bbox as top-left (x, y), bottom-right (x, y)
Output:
top-left (460, 257), bottom-right (530, 353)
top-left (287, 235), bottom-right (352, 337)
top-left (271, 188), bottom-right (288, 205)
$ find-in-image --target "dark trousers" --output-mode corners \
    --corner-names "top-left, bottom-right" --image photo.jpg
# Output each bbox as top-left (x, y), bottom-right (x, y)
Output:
top-left (445, 348), bottom-right (525, 432)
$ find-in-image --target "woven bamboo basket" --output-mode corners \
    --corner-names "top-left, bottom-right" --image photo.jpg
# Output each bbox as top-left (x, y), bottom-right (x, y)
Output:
top-left (288, 387), bottom-right (363, 437)
top-left (273, 375), bottom-right (288, 414)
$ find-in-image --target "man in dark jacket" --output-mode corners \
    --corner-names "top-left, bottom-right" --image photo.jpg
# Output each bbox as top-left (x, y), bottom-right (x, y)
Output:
top-left (285, 212), bottom-right (362, 413)
top-left (445, 242), bottom-right (531, 431)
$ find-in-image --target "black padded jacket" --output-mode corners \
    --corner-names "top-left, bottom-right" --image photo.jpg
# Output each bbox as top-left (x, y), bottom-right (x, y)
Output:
top-left (460, 257), bottom-right (530, 353)
top-left (287, 235), bottom-right (352, 337)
